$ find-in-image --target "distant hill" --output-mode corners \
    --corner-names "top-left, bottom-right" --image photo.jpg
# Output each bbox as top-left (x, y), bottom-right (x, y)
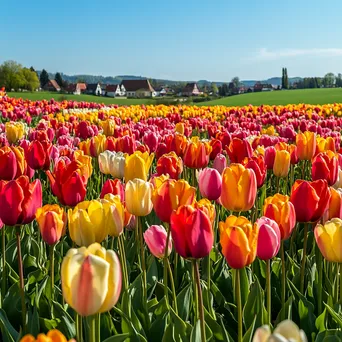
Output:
top-left (36, 71), bottom-right (302, 87)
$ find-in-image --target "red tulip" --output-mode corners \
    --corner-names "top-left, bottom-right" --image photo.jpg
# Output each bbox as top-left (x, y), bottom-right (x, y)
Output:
top-left (170, 205), bottom-right (213, 259)
top-left (100, 179), bottom-right (125, 201)
top-left (243, 155), bottom-right (267, 188)
top-left (226, 138), bottom-right (252, 163)
top-left (290, 179), bottom-right (331, 223)
top-left (312, 151), bottom-right (338, 186)
top-left (27, 140), bottom-right (52, 170)
top-left (264, 146), bottom-right (276, 170)
top-left (0, 176), bottom-right (42, 226)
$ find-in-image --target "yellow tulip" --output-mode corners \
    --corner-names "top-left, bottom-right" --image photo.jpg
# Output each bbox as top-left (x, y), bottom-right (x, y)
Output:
top-left (5, 121), bottom-right (25, 144)
top-left (61, 243), bottom-right (122, 316)
top-left (273, 150), bottom-right (290, 177)
top-left (125, 178), bottom-right (153, 216)
top-left (315, 218), bottom-right (342, 263)
top-left (124, 151), bottom-right (154, 182)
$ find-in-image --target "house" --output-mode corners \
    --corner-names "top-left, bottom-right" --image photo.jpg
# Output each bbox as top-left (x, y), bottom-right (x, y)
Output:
top-left (43, 80), bottom-right (61, 92)
top-left (85, 83), bottom-right (102, 96)
top-left (100, 84), bottom-right (107, 96)
top-left (120, 79), bottom-right (155, 98)
top-left (182, 82), bottom-right (201, 96)
top-left (254, 83), bottom-right (273, 92)
top-left (106, 84), bottom-right (123, 97)
top-left (66, 83), bottom-right (87, 95)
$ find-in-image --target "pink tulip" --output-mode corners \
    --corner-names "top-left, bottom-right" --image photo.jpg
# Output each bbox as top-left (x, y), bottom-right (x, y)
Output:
top-left (256, 217), bottom-right (281, 260)
top-left (264, 146), bottom-right (276, 170)
top-left (198, 168), bottom-right (222, 201)
top-left (144, 225), bottom-right (172, 258)
top-left (213, 153), bottom-right (227, 174)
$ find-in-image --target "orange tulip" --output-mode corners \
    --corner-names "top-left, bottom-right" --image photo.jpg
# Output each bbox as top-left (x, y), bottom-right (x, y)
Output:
top-left (219, 215), bottom-right (258, 269)
top-left (296, 131), bottom-right (316, 160)
top-left (183, 137), bottom-right (212, 169)
top-left (152, 177), bottom-right (196, 222)
top-left (263, 194), bottom-right (296, 240)
top-left (20, 329), bottom-right (76, 342)
top-left (221, 164), bottom-right (257, 212)
top-left (324, 187), bottom-right (342, 221)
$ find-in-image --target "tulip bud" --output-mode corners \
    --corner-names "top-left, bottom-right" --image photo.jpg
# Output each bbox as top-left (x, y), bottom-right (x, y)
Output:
top-left (255, 217), bottom-right (281, 260)
top-left (36, 204), bottom-right (67, 245)
top-left (213, 153), bottom-right (227, 174)
top-left (144, 225), bottom-right (172, 258)
top-left (61, 243), bottom-right (122, 316)
top-left (198, 168), bottom-right (222, 201)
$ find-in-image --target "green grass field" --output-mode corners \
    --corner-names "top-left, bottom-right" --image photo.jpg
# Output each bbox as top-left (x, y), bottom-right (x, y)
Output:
top-left (198, 88), bottom-right (342, 106)
top-left (8, 92), bottom-right (155, 105)
top-left (8, 88), bottom-right (342, 107)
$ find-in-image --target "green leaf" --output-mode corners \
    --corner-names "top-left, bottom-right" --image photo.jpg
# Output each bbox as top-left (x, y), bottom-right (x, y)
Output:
top-left (239, 268), bottom-right (250, 306)
top-left (102, 334), bottom-right (130, 342)
top-left (315, 308), bottom-right (327, 332)
top-left (28, 306), bottom-right (40, 337)
top-left (146, 256), bottom-right (159, 286)
top-left (190, 320), bottom-right (201, 342)
top-left (52, 301), bottom-right (76, 339)
top-left (324, 303), bottom-right (342, 328)
top-left (242, 316), bottom-right (256, 342)
top-left (148, 314), bottom-right (167, 342)
top-left (169, 307), bottom-right (192, 342)
top-left (204, 307), bottom-right (227, 341)
top-left (176, 284), bottom-right (192, 321)
top-left (0, 309), bottom-right (18, 341)
top-left (162, 323), bottom-right (176, 342)
top-left (315, 329), bottom-right (342, 342)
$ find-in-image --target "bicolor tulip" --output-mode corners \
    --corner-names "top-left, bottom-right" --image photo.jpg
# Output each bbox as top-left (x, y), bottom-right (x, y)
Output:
top-left (156, 151), bottom-right (183, 179)
top-left (20, 330), bottom-right (76, 342)
top-left (226, 138), bottom-right (253, 164)
top-left (5, 121), bottom-right (25, 144)
top-left (296, 131), bottom-right (316, 160)
top-left (99, 150), bottom-right (126, 178)
top-left (243, 155), bottom-right (267, 188)
top-left (144, 225), bottom-right (172, 258)
top-left (0, 146), bottom-right (26, 180)
top-left (195, 198), bottom-right (216, 224)
top-left (79, 134), bottom-right (106, 157)
top-left (152, 177), bottom-right (196, 222)
top-left (316, 136), bottom-right (336, 154)
top-left (36, 204), bottom-right (67, 245)
top-left (170, 205), bottom-right (213, 259)
top-left (198, 168), bottom-right (222, 200)
top-left (61, 243), bottom-right (122, 316)
top-left (315, 218), bottom-right (342, 263)
top-left (273, 149), bottom-right (290, 178)
top-left (219, 215), bottom-right (258, 269)
top-left (263, 194), bottom-right (296, 240)
top-left (26, 140), bottom-right (52, 170)
top-left (221, 164), bottom-right (257, 212)
top-left (124, 151), bottom-right (154, 182)
top-left (125, 178), bottom-right (153, 216)
top-left (324, 187), bottom-right (342, 221)
top-left (253, 320), bottom-right (307, 342)
top-left (290, 180), bottom-right (331, 222)
top-left (255, 217), bottom-right (281, 260)
top-left (183, 137), bottom-right (211, 169)
top-left (333, 166), bottom-right (342, 189)
top-left (312, 151), bottom-right (338, 186)
top-left (0, 176), bottom-right (42, 226)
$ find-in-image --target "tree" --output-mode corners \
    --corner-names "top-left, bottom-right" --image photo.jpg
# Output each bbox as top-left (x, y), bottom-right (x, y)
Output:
top-left (282, 67), bottom-right (289, 89)
top-left (211, 82), bottom-right (218, 95)
top-left (21, 68), bottom-right (40, 91)
top-left (231, 77), bottom-right (240, 88)
top-left (219, 83), bottom-right (229, 96)
top-left (323, 73), bottom-right (335, 88)
top-left (336, 73), bottom-right (342, 87)
top-left (0, 60), bottom-right (25, 91)
top-left (55, 72), bottom-right (64, 88)
top-left (40, 69), bottom-right (49, 88)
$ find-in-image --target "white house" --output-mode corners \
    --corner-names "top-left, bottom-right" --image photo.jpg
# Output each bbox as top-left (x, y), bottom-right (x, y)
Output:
top-left (85, 83), bottom-right (102, 95)
top-left (106, 84), bottom-right (125, 97)
top-left (120, 79), bottom-right (155, 98)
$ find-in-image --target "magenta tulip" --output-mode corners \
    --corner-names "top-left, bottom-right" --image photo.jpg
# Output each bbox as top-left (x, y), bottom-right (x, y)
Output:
top-left (198, 168), bottom-right (222, 200)
top-left (256, 217), bottom-right (281, 260)
top-left (213, 153), bottom-right (227, 174)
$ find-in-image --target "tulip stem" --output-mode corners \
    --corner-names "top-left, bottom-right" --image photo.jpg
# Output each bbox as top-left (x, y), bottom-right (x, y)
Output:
top-left (266, 259), bottom-right (271, 325)
top-left (235, 268), bottom-right (242, 342)
top-left (138, 217), bottom-right (147, 302)
top-left (1, 226), bottom-right (6, 308)
top-left (340, 263), bottom-right (342, 304)
top-left (163, 223), bottom-right (172, 309)
top-left (118, 235), bottom-right (129, 291)
top-left (50, 244), bottom-right (55, 304)
top-left (88, 314), bottom-right (96, 342)
top-left (16, 227), bottom-right (27, 333)
top-left (167, 258), bottom-right (178, 314)
top-left (300, 223), bottom-right (309, 294)
top-left (316, 243), bottom-right (323, 315)
top-left (281, 241), bottom-right (286, 321)
top-left (76, 314), bottom-right (83, 342)
top-left (193, 260), bottom-right (206, 342)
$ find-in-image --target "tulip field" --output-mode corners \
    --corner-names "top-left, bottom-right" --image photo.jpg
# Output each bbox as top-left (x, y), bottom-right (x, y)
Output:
top-left (2, 88), bottom-right (342, 342)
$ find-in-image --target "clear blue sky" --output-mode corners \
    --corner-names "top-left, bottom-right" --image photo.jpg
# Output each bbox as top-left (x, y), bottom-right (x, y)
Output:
top-left (1, 0), bottom-right (342, 81)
